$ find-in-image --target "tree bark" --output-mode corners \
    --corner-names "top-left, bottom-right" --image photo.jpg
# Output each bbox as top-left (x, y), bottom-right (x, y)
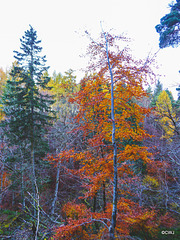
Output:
top-left (51, 161), bottom-right (60, 215)
top-left (93, 193), bottom-right (97, 212)
top-left (21, 161), bottom-right (25, 209)
top-left (0, 164), bottom-right (4, 210)
top-left (103, 182), bottom-right (106, 212)
top-left (102, 29), bottom-right (118, 240)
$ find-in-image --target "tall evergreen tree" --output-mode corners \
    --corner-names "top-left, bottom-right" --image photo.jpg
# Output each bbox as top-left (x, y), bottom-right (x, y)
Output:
top-left (151, 79), bottom-right (163, 106)
top-left (2, 26), bottom-right (55, 202)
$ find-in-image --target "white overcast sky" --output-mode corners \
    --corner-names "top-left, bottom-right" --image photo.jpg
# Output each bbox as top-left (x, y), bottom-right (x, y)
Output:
top-left (1, 0), bottom-right (180, 98)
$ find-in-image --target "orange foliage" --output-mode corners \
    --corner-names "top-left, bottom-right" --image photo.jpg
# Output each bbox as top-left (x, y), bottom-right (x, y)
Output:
top-left (68, 70), bottom-right (152, 200)
top-left (46, 149), bottom-right (75, 166)
top-left (54, 199), bottom-right (161, 239)
top-left (0, 171), bottom-right (11, 189)
top-left (54, 202), bottom-right (108, 239)
top-left (62, 202), bottom-right (89, 220)
top-left (51, 33), bottom-right (177, 239)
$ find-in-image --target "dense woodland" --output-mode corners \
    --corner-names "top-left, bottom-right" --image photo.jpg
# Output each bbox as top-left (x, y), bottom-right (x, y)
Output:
top-left (1, 2), bottom-right (180, 240)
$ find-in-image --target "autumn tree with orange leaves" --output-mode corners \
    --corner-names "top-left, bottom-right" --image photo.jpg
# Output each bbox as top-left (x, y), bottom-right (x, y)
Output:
top-left (46, 31), bottom-right (177, 239)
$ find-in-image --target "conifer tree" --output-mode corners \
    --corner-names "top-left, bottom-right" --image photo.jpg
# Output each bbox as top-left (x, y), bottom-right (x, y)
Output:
top-left (155, 0), bottom-right (180, 48)
top-left (2, 26), bottom-right (55, 204)
top-left (151, 79), bottom-right (163, 107)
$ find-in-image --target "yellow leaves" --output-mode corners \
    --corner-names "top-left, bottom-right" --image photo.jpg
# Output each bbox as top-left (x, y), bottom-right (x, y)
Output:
top-left (156, 90), bottom-right (173, 115)
top-left (0, 68), bottom-right (7, 121)
top-left (47, 70), bottom-right (78, 121)
top-left (143, 175), bottom-right (160, 188)
top-left (156, 90), bottom-right (177, 140)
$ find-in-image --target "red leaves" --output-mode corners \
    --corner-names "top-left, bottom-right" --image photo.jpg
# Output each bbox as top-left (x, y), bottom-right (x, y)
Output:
top-left (159, 212), bottom-right (177, 228)
top-left (46, 149), bottom-right (75, 166)
top-left (54, 202), bottom-right (109, 239)
top-left (54, 199), bottom-right (162, 239)
top-left (51, 32), bottom-right (178, 239)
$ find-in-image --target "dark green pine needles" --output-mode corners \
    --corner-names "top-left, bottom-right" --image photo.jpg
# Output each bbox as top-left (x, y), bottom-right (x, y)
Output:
top-left (155, 0), bottom-right (180, 48)
top-left (2, 25), bottom-right (55, 159)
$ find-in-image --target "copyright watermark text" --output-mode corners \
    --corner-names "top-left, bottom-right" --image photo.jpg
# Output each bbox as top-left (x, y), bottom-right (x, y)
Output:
top-left (161, 230), bottom-right (175, 235)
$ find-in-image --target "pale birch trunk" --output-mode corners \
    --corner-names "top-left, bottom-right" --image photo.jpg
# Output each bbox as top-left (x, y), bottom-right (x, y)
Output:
top-left (103, 30), bottom-right (118, 240)
top-left (30, 48), bottom-right (40, 239)
top-left (51, 161), bottom-right (60, 215)
top-left (0, 164), bottom-right (4, 210)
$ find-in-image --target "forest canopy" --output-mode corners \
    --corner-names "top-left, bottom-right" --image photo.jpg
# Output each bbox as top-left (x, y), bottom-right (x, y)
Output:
top-left (0, 24), bottom-right (180, 240)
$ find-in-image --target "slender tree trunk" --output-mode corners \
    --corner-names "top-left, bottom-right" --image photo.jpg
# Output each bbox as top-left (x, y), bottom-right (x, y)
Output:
top-left (31, 142), bottom-right (36, 217)
top-left (12, 164), bottom-right (16, 207)
top-left (103, 181), bottom-right (106, 212)
top-left (0, 164), bottom-right (4, 210)
top-left (29, 49), bottom-right (40, 239)
top-left (12, 192), bottom-right (15, 207)
top-left (51, 161), bottom-right (60, 215)
top-left (30, 142), bottom-right (40, 240)
top-left (20, 147), bottom-right (25, 209)
top-left (21, 161), bottom-right (25, 209)
top-left (35, 178), bottom-right (40, 240)
top-left (93, 193), bottom-right (97, 212)
top-left (30, 48), bottom-right (37, 218)
top-left (103, 29), bottom-right (118, 240)
top-left (30, 93), bottom-right (36, 217)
